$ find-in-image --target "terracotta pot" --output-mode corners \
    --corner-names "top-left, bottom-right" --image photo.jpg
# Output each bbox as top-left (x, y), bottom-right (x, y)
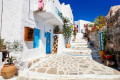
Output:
top-left (104, 55), bottom-right (113, 60)
top-left (1, 64), bottom-right (17, 79)
top-left (86, 38), bottom-right (88, 41)
top-left (74, 37), bottom-right (76, 40)
top-left (99, 28), bottom-right (103, 30)
top-left (67, 43), bottom-right (71, 48)
top-left (54, 32), bottom-right (58, 34)
top-left (99, 50), bottom-right (106, 63)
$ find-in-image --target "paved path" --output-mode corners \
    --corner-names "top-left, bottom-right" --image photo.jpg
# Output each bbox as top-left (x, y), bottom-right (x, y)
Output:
top-left (17, 39), bottom-right (120, 80)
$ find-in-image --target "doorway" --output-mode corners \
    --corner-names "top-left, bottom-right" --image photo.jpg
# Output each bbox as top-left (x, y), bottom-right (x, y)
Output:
top-left (46, 32), bottom-right (51, 54)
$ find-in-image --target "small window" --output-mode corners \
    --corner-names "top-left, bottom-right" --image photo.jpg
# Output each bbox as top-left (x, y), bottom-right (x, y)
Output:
top-left (24, 27), bottom-right (34, 41)
top-left (77, 25), bottom-right (78, 28)
top-left (81, 29), bottom-right (83, 33)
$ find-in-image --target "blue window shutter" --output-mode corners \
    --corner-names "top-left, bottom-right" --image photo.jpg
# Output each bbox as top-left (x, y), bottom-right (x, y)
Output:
top-left (33, 28), bottom-right (40, 48)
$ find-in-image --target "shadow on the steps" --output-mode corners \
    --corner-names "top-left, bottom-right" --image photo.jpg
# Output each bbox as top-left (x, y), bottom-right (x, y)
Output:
top-left (87, 41), bottom-right (119, 71)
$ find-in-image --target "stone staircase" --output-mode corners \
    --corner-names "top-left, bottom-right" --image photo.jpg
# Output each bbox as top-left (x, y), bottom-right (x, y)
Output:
top-left (64, 39), bottom-right (99, 57)
top-left (16, 39), bottom-right (120, 80)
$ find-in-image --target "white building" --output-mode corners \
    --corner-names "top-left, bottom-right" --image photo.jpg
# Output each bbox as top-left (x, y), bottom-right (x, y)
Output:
top-left (61, 3), bottom-right (74, 24)
top-left (74, 20), bottom-right (91, 39)
top-left (0, 0), bottom-right (73, 68)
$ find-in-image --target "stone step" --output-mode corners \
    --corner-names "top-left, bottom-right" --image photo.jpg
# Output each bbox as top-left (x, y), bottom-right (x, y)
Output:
top-left (72, 46), bottom-right (89, 48)
top-left (75, 40), bottom-right (87, 43)
top-left (64, 49), bottom-right (99, 53)
top-left (72, 43), bottom-right (88, 46)
top-left (63, 51), bottom-right (100, 57)
top-left (0, 76), bottom-right (4, 80)
top-left (17, 71), bottom-right (120, 80)
top-left (72, 47), bottom-right (96, 50)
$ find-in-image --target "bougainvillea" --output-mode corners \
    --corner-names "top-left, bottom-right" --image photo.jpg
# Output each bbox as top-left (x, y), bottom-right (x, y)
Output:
top-left (73, 27), bottom-right (78, 37)
top-left (84, 24), bottom-right (90, 37)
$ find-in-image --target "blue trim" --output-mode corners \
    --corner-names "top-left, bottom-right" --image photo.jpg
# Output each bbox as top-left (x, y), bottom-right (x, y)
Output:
top-left (64, 53), bottom-right (91, 57)
top-left (55, 7), bottom-right (62, 19)
top-left (46, 32), bottom-right (51, 54)
top-left (33, 28), bottom-right (40, 48)
top-left (99, 31), bottom-right (104, 50)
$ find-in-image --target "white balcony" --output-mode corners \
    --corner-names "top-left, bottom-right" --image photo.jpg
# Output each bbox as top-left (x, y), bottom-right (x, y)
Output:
top-left (32, 0), bottom-right (63, 26)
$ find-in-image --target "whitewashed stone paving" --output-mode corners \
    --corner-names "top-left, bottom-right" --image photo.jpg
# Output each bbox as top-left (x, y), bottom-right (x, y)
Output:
top-left (16, 39), bottom-right (120, 80)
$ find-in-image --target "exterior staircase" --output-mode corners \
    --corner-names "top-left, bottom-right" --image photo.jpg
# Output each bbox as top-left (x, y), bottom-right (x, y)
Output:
top-left (15, 39), bottom-right (120, 80)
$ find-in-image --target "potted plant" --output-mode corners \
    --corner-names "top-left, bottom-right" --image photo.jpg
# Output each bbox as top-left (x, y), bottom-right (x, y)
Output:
top-left (99, 31), bottom-right (107, 63)
top-left (1, 56), bottom-right (16, 79)
top-left (0, 39), bottom-right (6, 51)
top-left (54, 25), bottom-right (60, 34)
top-left (1, 40), bottom-right (23, 79)
top-left (62, 26), bottom-right (73, 48)
top-left (62, 17), bottom-right (73, 48)
top-left (84, 24), bottom-right (90, 41)
top-left (104, 50), bottom-right (115, 60)
top-left (104, 50), bottom-right (116, 66)
top-left (73, 27), bottom-right (77, 40)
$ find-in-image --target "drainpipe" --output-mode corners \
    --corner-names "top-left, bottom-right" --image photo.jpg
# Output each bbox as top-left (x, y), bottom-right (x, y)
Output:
top-left (0, 0), bottom-right (3, 39)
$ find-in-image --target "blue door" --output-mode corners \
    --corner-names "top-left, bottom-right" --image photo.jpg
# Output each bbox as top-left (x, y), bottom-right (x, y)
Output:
top-left (33, 28), bottom-right (40, 48)
top-left (99, 31), bottom-right (104, 50)
top-left (46, 32), bottom-right (51, 54)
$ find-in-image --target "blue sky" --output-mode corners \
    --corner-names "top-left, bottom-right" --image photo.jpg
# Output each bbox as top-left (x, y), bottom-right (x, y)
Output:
top-left (59, 0), bottom-right (120, 22)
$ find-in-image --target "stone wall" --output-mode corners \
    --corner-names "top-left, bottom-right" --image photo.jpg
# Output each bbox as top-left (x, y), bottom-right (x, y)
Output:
top-left (105, 9), bottom-right (120, 51)
top-left (89, 31), bottom-right (100, 50)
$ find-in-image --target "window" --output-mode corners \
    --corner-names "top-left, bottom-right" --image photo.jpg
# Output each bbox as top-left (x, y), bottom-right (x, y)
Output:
top-left (24, 27), bottom-right (34, 41)
top-left (81, 29), bottom-right (83, 33)
top-left (77, 25), bottom-right (78, 28)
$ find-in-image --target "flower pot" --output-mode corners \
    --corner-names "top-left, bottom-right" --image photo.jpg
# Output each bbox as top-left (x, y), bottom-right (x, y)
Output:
top-left (104, 55), bottom-right (113, 60)
top-left (1, 64), bottom-right (17, 79)
top-left (67, 43), bottom-right (71, 48)
top-left (72, 38), bottom-right (75, 41)
top-left (99, 50), bottom-right (106, 63)
top-left (74, 37), bottom-right (76, 40)
top-left (54, 32), bottom-right (58, 34)
top-left (86, 38), bottom-right (88, 41)
top-left (99, 28), bottom-right (103, 30)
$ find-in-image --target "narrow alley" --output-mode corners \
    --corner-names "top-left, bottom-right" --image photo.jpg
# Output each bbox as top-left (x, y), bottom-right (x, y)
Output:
top-left (17, 38), bottom-right (120, 80)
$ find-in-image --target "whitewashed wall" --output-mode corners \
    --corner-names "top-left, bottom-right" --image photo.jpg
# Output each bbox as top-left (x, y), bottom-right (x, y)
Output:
top-left (0, 52), bottom-right (3, 70)
top-left (1, 0), bottom-right (22, 41)
top-left (61, 3), bottom-right (73, 24)
top-left (20, 0), bottom-right (56, 61)
top-left (0, 0), bottom-right (2, 36)
top-left (1, 0), bottom-right (72, 63)
top-left (57, 34), bottom-right (65, 54)
top-left (0, 0), bottom-right (56, 62)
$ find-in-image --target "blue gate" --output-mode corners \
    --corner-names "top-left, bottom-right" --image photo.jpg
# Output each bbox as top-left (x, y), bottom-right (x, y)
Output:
top-left (46, 32), bottom-right (51, 54)
top-left (99, 31), bottom-right (104, 50)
